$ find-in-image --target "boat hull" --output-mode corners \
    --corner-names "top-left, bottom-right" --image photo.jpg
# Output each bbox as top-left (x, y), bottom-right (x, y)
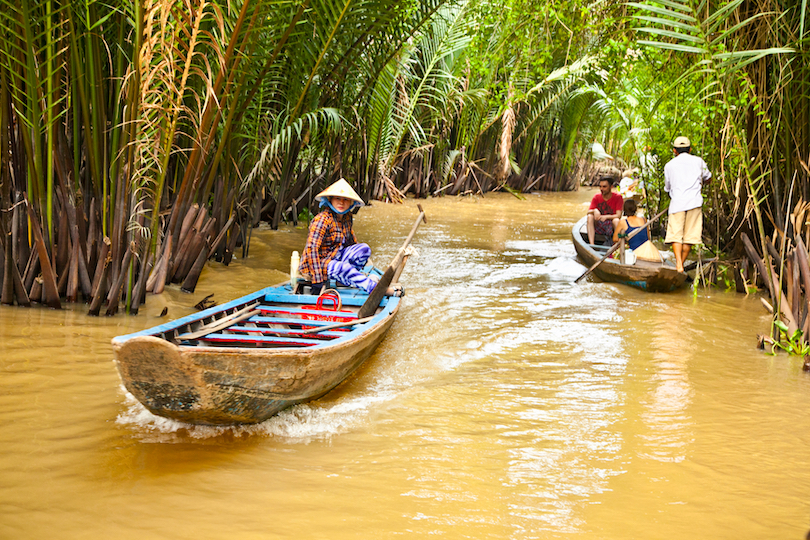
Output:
top-left (112, 284), bottom-right (399, 425)
top-left (572, 217), bottom-right (687, 292)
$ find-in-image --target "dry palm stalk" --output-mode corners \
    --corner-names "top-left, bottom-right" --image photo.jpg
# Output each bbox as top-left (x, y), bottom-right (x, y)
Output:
top-left (207, 215), bottom-right (235, 259)
top-left (86, 199), bottom-right (97, 264)
top-left (178, 217), bottom-right (216, 281)
top-left (181, 237), bottom-right (211, 293)
top-left (130, 249), bottom-right (153, 316)
top-left (88, 254), bottom-right (111, 316)
top-left (22, 249), bottom-right (39, 293)
top-left (90, 237), bottom-right (112, 299)
top-left (30, 278), bottom-right (42, 304)
top-left (26, 200), bottom-right (61, 309)
top-left (57, 254), bottom-right (70, 297)
top-left (56, 211), bottom-right (70, 276)
top-left (2, 225), bottom-right (30, 307)
top-left (105, 241), bottom-right (135, 316)
top-left (148, 235), bottom-right (172, 294)
top-left (67, 240), bottom-right (80, 303)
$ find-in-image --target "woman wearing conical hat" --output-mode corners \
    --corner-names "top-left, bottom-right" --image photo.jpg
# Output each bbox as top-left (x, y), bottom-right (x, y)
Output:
top-left (298, 179), bottom-right (401, 296)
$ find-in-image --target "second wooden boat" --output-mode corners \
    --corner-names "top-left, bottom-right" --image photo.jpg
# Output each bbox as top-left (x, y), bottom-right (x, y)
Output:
top-left (572, 216), bottom-right (687, 292)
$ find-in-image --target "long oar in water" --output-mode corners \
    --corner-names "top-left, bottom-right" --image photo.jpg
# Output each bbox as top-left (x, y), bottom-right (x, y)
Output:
top-left (358, 205), bottom-right (426, 319)
top-left (575, 207), bottom-right (669, 284)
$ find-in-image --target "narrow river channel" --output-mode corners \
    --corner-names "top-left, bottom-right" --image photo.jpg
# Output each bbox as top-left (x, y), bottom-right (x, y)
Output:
top-left (1, 190), bottom-right (808, 539)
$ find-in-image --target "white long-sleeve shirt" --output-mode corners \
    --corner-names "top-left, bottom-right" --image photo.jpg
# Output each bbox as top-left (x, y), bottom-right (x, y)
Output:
top-left (664, 152), bottom-right (712, 214)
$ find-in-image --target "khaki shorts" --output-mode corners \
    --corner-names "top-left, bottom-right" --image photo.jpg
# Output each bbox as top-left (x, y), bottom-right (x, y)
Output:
top-left (665, 208), bottom-right (702, 244)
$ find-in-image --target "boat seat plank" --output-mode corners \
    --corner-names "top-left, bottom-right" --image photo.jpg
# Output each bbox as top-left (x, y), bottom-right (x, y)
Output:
top-left (248, 316), bottom-right (345, 327)
top-left (184, 333), bottom-right (323, 346)
top-left (225, 324), bottom-right (347, 339)
top-left (262, 292), bottom-right (371, 307)
top-left (257, 306), bottom-right (359, 319)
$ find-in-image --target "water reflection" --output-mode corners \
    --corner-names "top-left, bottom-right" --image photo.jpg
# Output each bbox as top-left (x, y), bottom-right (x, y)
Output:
top-left (640, 304), bottom-right (695, 463)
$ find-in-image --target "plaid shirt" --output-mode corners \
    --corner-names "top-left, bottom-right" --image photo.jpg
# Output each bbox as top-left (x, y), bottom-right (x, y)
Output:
top-left (299, 209), bottom-right (358, 284)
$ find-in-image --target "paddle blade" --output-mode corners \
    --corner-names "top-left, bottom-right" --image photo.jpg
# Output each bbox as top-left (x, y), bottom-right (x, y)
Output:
top-left (358, 267), bottom-right (394, 319)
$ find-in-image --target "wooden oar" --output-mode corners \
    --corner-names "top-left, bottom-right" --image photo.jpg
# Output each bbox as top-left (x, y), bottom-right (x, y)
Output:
top-left (575, 207), bottom-right (668, 284)
top-left (357, 205), bottom-right (426, 319)
top-left (178, 302), bottom-right (261, 340)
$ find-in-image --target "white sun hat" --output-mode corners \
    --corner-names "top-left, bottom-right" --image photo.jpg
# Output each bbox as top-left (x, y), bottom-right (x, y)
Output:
top-left (314, 178), bottom-right (365, 205)
top-left (673, 136), bottom-right (691, 148)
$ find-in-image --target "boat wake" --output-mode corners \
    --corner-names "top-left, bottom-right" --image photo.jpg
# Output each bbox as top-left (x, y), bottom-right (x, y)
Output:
top-left (115, 386), bottom-right (397, 442)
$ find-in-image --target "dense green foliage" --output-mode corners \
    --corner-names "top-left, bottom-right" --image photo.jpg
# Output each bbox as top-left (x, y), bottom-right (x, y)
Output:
top-left (0, 0), bottom-right (807, 312)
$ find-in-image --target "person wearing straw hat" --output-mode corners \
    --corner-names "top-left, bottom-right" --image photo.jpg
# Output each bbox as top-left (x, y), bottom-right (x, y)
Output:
top-left (298, 178), bottom-right (401, 296)
top-left (664, 136), bottom-right (712, 272)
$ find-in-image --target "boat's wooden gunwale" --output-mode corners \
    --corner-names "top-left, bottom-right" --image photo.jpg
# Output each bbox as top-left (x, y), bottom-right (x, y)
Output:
top-left (112, 284), bottom-right (385, 349)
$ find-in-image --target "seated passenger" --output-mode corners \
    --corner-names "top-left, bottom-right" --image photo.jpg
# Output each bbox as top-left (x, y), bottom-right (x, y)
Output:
top-left (613, 199), bottom-right (661, 262)
top-left (587, 176), bottom-right (623, 245)
top-left (613, 199), bottom-right (648, 248)
top-left (298, 178), bottom-right (401, 296)
top-left (618, 169), bottom-right (645, 202)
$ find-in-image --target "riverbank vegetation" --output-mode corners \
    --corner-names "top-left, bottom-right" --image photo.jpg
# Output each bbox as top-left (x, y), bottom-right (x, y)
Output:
top-left (0, 0), bottom-right (808, 329)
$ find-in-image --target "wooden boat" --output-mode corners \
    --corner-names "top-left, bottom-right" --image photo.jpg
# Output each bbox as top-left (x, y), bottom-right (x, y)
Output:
top-left (572, 216), bottom-right (687, 292)
top-left (112, 276), bottom-right (400, 425)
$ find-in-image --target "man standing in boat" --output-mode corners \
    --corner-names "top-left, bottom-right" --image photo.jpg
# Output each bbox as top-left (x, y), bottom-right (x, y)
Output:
top-left (664, 136), bottom-right (712, 273)
top-left (587, 176), bottom-right (623, 245)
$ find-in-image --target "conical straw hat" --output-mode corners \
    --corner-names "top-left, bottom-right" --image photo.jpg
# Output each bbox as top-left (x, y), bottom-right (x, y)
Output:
top-left (633, 240), bottom-right (662, 262)
top-left (314, 178), bottom-right (364, 206)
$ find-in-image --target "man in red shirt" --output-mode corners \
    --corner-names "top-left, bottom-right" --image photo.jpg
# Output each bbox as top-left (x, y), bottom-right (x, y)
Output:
top-left (587, 177), bottom-right (623, 245)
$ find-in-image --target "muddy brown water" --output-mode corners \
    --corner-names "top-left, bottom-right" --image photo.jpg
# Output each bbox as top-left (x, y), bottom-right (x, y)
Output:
top-left (1, 191), bottom-right (809, 539)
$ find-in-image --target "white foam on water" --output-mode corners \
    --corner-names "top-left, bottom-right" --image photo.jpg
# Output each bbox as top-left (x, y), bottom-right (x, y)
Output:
top-left (542, 255), bottom-right (588, 279)
top-left (254, 391), bottom-right (396, 440)
top-left (115, 385), bottom-right (399, 442)
top-left (504, 239), bottom-right (574, 259)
